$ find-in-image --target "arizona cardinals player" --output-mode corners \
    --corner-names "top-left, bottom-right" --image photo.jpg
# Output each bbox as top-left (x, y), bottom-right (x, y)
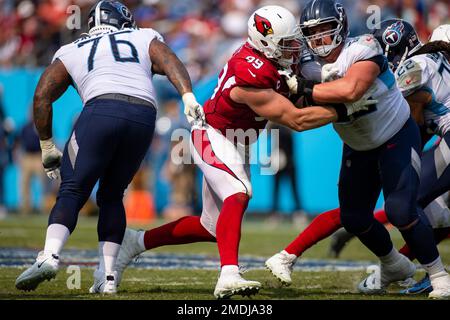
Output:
top-left (113, 5), bottom-right (372, 299)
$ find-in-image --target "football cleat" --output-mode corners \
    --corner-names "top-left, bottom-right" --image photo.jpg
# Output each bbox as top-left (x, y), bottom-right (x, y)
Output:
top-left (358, 254), bottom-right (416, 294)
top-left (89, 269), bottom-right (117, 294)
top-left (400, 274), bottom-right (431, 295)
top-left (214, 273), bottom-right (261, 299)
top-left (15, 251), bottom-right (59, 291)
top-left (328, 228), bottom-right (355, 258)
top-left (265, 250), bottom-right (297, 286)
top-left (429, 272), bottom-right (450, 299)
top-left (116, 228), bottom-right (145, 287)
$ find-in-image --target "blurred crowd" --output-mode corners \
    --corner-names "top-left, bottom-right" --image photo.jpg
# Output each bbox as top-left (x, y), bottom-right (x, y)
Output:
top-left (1, 0), bottom-right (449, 71)
top-left (0, 0), bottom-right (449, 221)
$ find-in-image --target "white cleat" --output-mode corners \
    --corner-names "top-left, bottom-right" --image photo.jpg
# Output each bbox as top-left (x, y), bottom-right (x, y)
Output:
top-left (429, 272), bottom-right (450, 299)
top-left (358, 255), bottom-right (416, 294)
top-left (116, 228), bottom-right (145, 287)
top-left (15, 251), bottom-right (59, 291)
top-left (265, 250), bottom-right (297, 286)
top-left (89, 269), bottom-right (117, 294)
top-left (214, 273), bottom-right (261, 299)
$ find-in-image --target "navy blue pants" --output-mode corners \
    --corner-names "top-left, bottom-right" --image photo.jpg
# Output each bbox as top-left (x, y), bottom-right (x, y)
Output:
top-left (418, 132), bottom-right (450, 208)
top-left (339, 117), bottom-right (439, 264)
top-left (49, 98), bottom-right (156, 244)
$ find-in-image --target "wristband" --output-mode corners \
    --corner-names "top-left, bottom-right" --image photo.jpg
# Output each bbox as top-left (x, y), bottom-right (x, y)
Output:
top-left (330, 103), bottom-right (350, 123)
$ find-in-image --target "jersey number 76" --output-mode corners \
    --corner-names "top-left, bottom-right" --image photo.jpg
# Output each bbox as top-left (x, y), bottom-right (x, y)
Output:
top-left (77, 30), bottom-right (139, 72)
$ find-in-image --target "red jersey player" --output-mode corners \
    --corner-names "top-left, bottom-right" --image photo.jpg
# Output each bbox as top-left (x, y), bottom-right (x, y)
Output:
top-left (112, 5), bottom-right (362, 299)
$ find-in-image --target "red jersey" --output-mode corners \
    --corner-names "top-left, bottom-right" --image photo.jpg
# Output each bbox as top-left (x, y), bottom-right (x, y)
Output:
top-left (204, 43), bottom-right (289, 136)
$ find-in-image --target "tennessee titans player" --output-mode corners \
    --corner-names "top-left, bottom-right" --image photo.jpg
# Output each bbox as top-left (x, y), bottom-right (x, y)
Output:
top-left (279, 0), bottom-right (450, 298)
top-left (15, 0), bottom-right (204, 294)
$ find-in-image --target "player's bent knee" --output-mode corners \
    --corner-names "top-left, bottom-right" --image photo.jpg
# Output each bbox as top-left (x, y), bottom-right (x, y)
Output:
top-left (340, 213), bottom-right (373, 235)
top-left (384, 193), bottom-right (417, 227)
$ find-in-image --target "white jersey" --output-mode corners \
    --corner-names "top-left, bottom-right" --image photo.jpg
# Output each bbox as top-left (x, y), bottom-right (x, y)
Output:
top-left (52, 28), bottom-right (163, 107)
top-left (395, 52), bottom-right (450, 136)
top-left (317, 35), bottom-right (411, 151)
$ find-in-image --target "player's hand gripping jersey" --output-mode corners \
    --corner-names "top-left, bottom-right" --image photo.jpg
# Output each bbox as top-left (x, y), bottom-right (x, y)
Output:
top-left (52, 28), bottom-right (163, 107)
top-left (321, 35), bottom-right (411, 151)
top-left (203, 43), bottom-right (289, 136)
top-left (395, 52), bottom-right (450, 136)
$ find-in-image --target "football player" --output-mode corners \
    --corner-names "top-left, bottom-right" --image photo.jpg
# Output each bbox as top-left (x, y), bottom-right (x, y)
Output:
top-left (15, 0), bottom-right (205, 294)
top-left (266, 21), bottom-right (450, 296)
top-left (275, 0), bottom-right (450, 298)
top-left (114, 5), bottom-right (374, 299)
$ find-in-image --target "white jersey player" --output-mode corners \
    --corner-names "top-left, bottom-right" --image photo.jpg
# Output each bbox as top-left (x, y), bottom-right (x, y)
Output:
top-left (282, 0), bottom-right (450, 298)
top-left (15, 0), bottom-right (204, 295)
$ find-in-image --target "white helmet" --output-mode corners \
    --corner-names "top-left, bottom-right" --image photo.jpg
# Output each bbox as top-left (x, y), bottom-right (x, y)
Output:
top-left (430, 24), bottom-right (450, 43)
top-left (247, 6), bottom-right (303, 68)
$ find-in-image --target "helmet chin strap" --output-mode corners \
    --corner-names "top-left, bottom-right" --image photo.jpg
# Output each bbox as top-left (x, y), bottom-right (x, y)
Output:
top-left (89, 25), bottom-right (119, 36)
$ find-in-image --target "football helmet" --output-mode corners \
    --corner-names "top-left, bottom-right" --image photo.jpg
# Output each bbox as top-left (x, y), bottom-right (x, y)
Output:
top-left (88, 0), bottom-right (136, 36)
top-left (372, 19), bottom-right (423, 71)
top-left (247, 6), bottom-right (303, 69)
top-left (430, 24), bottom-right (450, 43)
top-left (299, 0), bottom-right (349, 57)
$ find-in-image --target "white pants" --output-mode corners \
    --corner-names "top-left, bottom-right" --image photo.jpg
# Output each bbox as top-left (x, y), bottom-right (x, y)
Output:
top-left (190, 124), bottom-right (252, 236)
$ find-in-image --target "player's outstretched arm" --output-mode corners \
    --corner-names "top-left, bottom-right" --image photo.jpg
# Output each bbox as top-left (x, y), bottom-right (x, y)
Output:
top-left (312, 61), bottom-right (380, 104)
top-left (149, 39), bottom-right (193, 96)
top-left (149, 39), bottom-right (205, 125)
top-left (33, 58), bottom-right (71, 179)
top-left (33, 59), bottom-right (71, 140)
top-left (231, 86), bottom-right (338, 132)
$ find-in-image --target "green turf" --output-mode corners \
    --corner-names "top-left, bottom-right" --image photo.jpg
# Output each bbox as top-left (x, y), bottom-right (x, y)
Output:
top-left (1, 215), bottom-right (449, 300)
top-left (0, 268), bottom-right (430, 300)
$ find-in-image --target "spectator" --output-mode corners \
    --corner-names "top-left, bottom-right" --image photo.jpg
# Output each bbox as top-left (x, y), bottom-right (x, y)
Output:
top-left (18, 114), bottom-right (46, 215)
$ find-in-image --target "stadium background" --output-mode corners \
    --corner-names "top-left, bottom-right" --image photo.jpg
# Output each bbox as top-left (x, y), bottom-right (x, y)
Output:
top-left (0, 0), bottom-right (448, 218)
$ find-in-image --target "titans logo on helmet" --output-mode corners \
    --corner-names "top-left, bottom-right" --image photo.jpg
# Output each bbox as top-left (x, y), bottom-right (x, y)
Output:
top-left (382, 21), bottom-right (404, 47)
top-left (120, 5), bottom-right (132, 21)
top-left (254, 14), bottom-right (273, 37)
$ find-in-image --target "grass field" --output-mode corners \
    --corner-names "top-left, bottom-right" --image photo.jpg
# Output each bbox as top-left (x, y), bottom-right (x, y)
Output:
top-left (1, 214), bottom-right (449, 300)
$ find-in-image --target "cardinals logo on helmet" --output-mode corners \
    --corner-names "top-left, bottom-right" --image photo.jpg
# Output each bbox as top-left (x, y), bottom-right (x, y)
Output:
top-left (254, 14), bottom-right (273, 36)
top-left (382, 21), bottom-right (404, 47)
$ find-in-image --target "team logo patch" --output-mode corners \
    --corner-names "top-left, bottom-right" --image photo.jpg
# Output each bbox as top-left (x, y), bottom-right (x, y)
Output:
top-left (382, 21), bottom-right (404, 47)
top-left (120, 5), bottom-right (132, 20)
top-left (254, 14), bottom-right (273, 36)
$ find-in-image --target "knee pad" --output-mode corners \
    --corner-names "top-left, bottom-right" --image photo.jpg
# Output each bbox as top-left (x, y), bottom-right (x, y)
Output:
top-left (340, 211), bottom-right (374, 235)
top-left (384, 190), bottom-right (417, 228)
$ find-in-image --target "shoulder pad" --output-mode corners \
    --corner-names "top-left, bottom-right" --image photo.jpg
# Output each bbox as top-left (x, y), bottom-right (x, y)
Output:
top-left (356, 34), bottom-right (383, 54)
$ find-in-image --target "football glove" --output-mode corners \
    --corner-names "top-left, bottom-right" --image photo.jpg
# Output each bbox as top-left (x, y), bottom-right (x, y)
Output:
top-left (182, 92), bottom-right (205, 126)
top-left (321, 63), bottom-right (340, 82)
top-left (40, 139), bottom-right (62, 180)
top-left (278, 69), bottom-right (317, 104)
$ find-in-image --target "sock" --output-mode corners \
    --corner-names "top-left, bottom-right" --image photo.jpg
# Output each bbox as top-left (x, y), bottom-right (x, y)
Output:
top-left (356, 220), bottom-right (393, 257)
top-left (43, 223), bottom-right (70, 256)
top-left (373, 209), bottom-right (388, 225)
top-left (220, 265), bottom-right (239, 277)
top-left (399, 244), bottom-right (414, 261)
top-left (216, 193), bottom-right (249, 266)
top-left (98, 241), bottom-right (121, 274)
top-left (143, 216), bottom-right (215, 250)
top-left (285, 207), bottom-right (341, 256)
top-left (379, 247), bottom-right (402, 265)
top-left (400, 220), bottom-right (439, 265)
top-left (423, 256), bottom-right (446, 279)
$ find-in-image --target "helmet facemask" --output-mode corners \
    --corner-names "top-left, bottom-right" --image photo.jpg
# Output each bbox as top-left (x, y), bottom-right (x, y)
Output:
top-left (301, 18), bottom-right (344, 57)
top-left (269, 26), bottom-right (304, 68)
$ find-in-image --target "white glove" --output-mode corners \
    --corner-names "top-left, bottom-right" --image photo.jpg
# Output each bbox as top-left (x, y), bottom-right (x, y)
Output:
top-left (182, 92), bottom-right (205, 126)
top-left (278, 69), bottom-right (298, 95)
top-left (321, 63), bottom-right (340, 82)
top-left (345, 85), bottom-right (378, 117)
top-left (40, 139), bottom-right (62, 180)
